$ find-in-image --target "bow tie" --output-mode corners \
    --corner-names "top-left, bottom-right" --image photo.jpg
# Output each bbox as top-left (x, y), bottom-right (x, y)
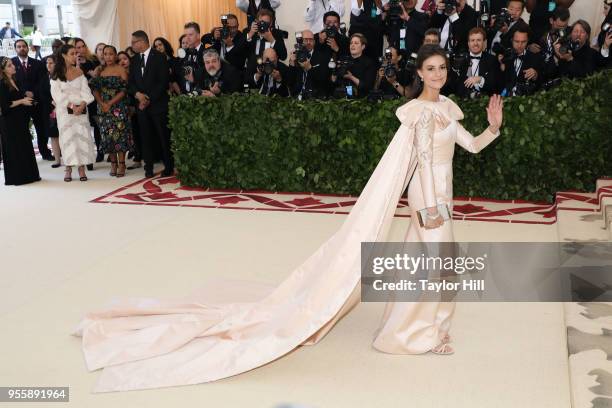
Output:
top-left (470, 56), bottom-right (481, 60)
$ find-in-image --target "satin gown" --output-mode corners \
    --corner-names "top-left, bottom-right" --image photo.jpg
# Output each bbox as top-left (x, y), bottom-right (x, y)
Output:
top-left (73, 96), bottom-right (500, 392)
top-left (373, 100), bottom-right (500, 354)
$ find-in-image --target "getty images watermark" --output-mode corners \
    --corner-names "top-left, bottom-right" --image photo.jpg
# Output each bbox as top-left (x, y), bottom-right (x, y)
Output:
top-left (360, 242), bottom-right (612, 302)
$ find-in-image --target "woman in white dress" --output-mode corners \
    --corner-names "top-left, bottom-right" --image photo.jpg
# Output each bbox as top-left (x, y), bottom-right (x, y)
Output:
top-left (50, 44), bottom-right (96, 182)
top-left (73, 45), bottom-right (504, 392)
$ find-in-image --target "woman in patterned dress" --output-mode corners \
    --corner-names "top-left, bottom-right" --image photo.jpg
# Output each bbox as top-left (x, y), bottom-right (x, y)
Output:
top-left (90, 46), bottom-right (132, 178)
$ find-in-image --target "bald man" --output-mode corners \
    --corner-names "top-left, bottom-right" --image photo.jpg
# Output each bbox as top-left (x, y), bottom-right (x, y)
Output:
top-left (245, 47), bottom-right (290, 96)
top-left (288, 29), bottom-right (333, 98)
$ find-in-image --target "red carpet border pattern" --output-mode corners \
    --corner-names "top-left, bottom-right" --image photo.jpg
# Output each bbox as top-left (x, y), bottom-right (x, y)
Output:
top-left (90, 176), bottom-right (612, 225)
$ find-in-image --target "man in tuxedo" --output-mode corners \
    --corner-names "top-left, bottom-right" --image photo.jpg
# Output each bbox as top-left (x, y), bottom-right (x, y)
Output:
top-left (526, 0), bottom-right (575, 43)
top-left (236, 0), bottom-right (281, 22)
top-left (423, 28), bottom-right (441, 45)
top-left (245, 48), bottom-right (290, 96)
top-left (243, 8), bottom-right (287, 64)
top-left (128, 30), bottom-right (173, 178)
top-left (499, 27), bottom-right (544, 96)
top-left (211, 14), bottom-right (248, 72)
top-left (12, 39), bottom-right (53, 160)
top-left (384, 0), bottom-right (429, 57)
top-left (488, 0), bottom-right (530, 54)
top-left (451, 27), bottom-right (502, 98)
top-left (190, 48), bottom-right (243, 96)
top-left (178, 21), bottom-right (206, 94)
top-left (349, 0), bottom-right (385, 61)
top-left (315, 11), bottom-right (350, 58)
top-left (429, 0), bottom-right (478, 53)
top-left (288, 29), bottom-right (332, 99)
top-left (527, 6), bottom-right (570, 82)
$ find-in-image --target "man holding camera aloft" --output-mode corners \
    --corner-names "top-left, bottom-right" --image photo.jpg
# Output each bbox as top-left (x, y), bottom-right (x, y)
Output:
top-left (211, 14), bottom-right (248, 73)
top-left (487, 0), bottom-right (529, 54)
top-left (430, 0), bottom-right (478, 53)
top-left (289, 29), bottom-right (332, 99)
top-left (383, 0), bottom-right (428, 57)
top-left (526, 0), bottom-right (575, 44)
top-left (244, 9), bottom-right (288, 63)
top-left (315, 11), bottom-right (350, 57)
top-left (451, 27), bottom-right (502, 98)
top-left (498, 27), bottom-right (543, 96)
top-left (237, 0), bottom-right (281, 21)
top-left (305, 0), bottom-right (345, 35)
top-left (246, 48), bottom-right (290, 96)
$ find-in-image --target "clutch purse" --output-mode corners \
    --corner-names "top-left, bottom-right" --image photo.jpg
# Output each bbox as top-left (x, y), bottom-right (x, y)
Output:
top-left (416, 203), bottom-right (451, 227)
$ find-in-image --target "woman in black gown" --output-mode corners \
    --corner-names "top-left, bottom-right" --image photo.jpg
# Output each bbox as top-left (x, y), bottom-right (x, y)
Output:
top-left (0, 57), bottom-right (41, 186)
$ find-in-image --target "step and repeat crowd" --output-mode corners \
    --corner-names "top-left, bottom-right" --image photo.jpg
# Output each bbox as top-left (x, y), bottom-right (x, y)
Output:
top-left (0, 0), bottom-right (610, 186)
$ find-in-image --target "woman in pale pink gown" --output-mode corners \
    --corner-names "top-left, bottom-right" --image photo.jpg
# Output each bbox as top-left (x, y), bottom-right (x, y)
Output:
top-left (73, 45), bottom-right (504, 392)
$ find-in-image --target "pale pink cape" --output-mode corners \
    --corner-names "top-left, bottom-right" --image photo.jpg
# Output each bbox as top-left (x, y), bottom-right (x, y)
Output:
top-left (73, 96), bottom-right (465, 392)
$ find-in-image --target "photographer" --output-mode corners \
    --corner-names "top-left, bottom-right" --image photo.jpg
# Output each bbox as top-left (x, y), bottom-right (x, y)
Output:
top-left (330, 33), bottom-right (377, 98)
top-left (527, 7), bottom-right (570, 82)
top-left (349, 0), bottom-right (387, 61)
top-left (423, 28), bottom-right (442, 45)
top-left (237, 0), bottom-right (281, 21)
top-left (526, 0), bottom-right (575, 43)
top-left (374, 46), bottom-right (412, 97)
top-left (383, 0), bottom-right (429, 56)
top-left (595, 1), bottom-right (612, 53)
top-left (429, 0), bottom-right (478, 53)
top-left (178, 22), bottom-right (206, 94)
top-left (315, 11), bottom-right (350, 57)
top-left (487, 0), bottom-right (529, 54)
top-left (211, 14), bottom-right (247, 72)
top-left (288, 29), bottom-right (332, 99)
top-left (305, 0), bottom-right (345, 34)
top-left (185, 48), bottom-right (242, 97)
top-left (244, 9), bottom-right (288, 61)
top-left (451, 27), bottom-right (502, 98)
top-left (246, 48), bottom-right (290, 96)
top-left (499, 27), bottom-right (543, 96)
top-left (556, 20), bottom-right (611, 79)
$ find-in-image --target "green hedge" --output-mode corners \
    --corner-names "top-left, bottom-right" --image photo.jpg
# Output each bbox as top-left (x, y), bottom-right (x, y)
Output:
top-left (169, 70), bottom-right (612, 202)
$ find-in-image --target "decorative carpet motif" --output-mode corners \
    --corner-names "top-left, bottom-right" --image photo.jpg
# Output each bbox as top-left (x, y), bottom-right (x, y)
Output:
top-left (91, 175), bottom-right (612, 225)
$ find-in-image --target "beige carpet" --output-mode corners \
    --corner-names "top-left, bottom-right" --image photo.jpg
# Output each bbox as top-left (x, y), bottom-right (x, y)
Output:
top-left (0, 159), bottom-right (570, 408)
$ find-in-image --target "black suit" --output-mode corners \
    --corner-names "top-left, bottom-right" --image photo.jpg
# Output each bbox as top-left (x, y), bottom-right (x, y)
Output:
top-left (314, 32), bottom-right (350, 58)
top-left (198, 61), bottom-right (244, 95)
top-left (501, 50), bottom-right (544, 96)
top-left (245, 59), bottom-right (290, 96)
top-left (430, 5), bottom-right (478, 53)
top-left (243, 28), bottom-right (288, 61)
top-left (488, 18), bottom-right (530, 52)
top-left (289, 48), bottom-right (332, 98)
top-left (11, 56), bottom-right (51, 158)
top-left (177, 45), bottom-right (206, 94)
top-left (332, 55), bottom-right (377, 98)
top-left (385, 9), bottom-right (429, 56)
top-left (451, 52), bottom-right (502, 98)
top-left (349, 0), bottom-right (385, 60)
top-left (128, 48), bottom-right (173, 174)
top-left (558, 44), bottom-right (610, 79)
top-left (211, 31), bottom-right (248, 72)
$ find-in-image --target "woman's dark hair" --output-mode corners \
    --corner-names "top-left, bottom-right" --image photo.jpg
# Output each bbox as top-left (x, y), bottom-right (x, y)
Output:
top-left (72, 37), bottom-right (97, 62)
top-left (51, 44), bottom-right (75, 81)
top-left (571, 19), bottom-right (592, 40)
top-left (178, 34), bottom-right (186, 50)
top-left (0, 56), bottom-right (17, 89)
top-left (125, 46), bottom-right (136, 57)
top-left (99, 45), bottom-right (118, 69)
top-left (406, 44), bottom-right (449, 99)
top-left (153, 37), bottom-right (174, 58)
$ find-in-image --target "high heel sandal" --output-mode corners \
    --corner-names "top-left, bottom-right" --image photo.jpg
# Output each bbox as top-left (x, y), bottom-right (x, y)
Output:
top-left (430, 342), bottom-right (454, 355)
top-left (78, 166), bottom-right (88, 182)
top-left (109, 159), bottom-right (118, 176)
top-left (64, 167), bottom-right (72, 182)
top-left (117, 161), bottom-right (126, 178)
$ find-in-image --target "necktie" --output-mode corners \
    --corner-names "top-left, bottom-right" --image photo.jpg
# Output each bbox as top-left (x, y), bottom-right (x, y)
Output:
top-left (140, 53), bottom-right (146, 74)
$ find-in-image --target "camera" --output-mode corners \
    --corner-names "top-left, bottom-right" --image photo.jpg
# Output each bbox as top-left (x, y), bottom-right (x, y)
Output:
top-left (478, 0), bottom-right (490, 28)
top-left (333, 56), bottom-right (353, 78)
top-left (448, 50), bottom-right (469, 73)
top-left (221, 15), bottom-right (230, 40)
top-left (380, 48), bottom-right (397, 78)
top-left (603, 22), bottom-right (611, 35)
top-left (445, 0), bottom-right (458, 15)
top-left (258, 20), bottom-right (270, 34)
top-left (492, 8), bottom-right (512, 32)
top-left (324, 25), bottom-right (339, 39)
top-left (257, 57), bottom-right (276, 75)
top-left (294, 32), bottom-right (310, 63)
top-left (387, 0), bottom-right (403, 24)
top-left (557, 33), bottom-right (579, 55)
top-left (514, 78), bottom-right (536, 96)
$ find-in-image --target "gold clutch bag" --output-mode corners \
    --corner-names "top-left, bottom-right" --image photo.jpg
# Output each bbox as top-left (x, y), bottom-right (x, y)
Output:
top-left (416, 204), bottom-right (452, 227)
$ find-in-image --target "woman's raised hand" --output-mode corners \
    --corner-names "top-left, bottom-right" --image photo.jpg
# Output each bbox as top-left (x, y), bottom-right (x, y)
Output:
top-left (486, 94), bottom-right (503, 132)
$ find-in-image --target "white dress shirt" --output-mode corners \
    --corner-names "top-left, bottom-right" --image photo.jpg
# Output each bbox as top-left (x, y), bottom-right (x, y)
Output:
top-left (305, 0), bottom-right (345, 34)
top-left (351, 0), bottom-right (389, 17)
top-left (140, 46), bottom-right (152, 76)
top-left (236, 0), bottom-right (281, 13)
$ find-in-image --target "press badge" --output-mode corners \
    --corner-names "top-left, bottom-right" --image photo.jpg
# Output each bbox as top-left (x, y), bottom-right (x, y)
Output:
top-left (371, 4), bottom-right (378, 18)
top-left (400, 28), bottom-right (407, 49)
top-left (548, 1), bottom-right (556, 11)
